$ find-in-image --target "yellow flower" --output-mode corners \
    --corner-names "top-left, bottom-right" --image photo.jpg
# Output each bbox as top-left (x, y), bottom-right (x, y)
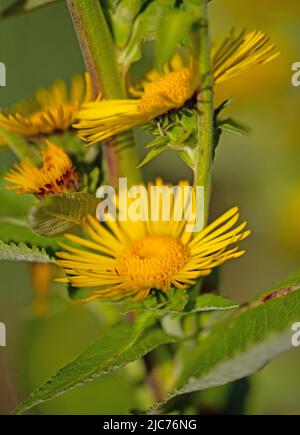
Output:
top-left (55, 181), bottom-right (250, 302)
top-left (29, 263), bottom-right (56, 316)
top-left (4, 142), bottom-right (78, 198)
top-left (0, 73), bottom-right (94, 140)
top-left (74, 30), bottom-right (278, 145)
top-left (75, 57), bottom-right (198, 145)
top-left (211, 30), bottom-right (278, 84)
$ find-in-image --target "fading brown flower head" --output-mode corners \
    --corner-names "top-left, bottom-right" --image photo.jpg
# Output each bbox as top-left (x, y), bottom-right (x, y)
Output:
top-left (4, 142), bottom-right (78, 199)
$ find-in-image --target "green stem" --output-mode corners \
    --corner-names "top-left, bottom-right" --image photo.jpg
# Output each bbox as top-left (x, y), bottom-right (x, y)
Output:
top-left (194, 0), bottom-right (214, 225)
top-left (67, 0), bottom-right (141, 188)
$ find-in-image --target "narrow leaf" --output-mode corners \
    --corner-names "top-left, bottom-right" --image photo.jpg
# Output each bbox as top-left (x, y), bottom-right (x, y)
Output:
top-left (0, 240), bottom-right (52, 262)
top-left (13, 314), bottom-right (175, 415)
top-left (218, 118), bottom-right (249, 136)
top-left (123, 290), bottom-right (237, 315)
top-left (150, 280), bottom-right (300, 412)
top-left (112, 0), bottom-right (144, 48)
top-left (186, 294), bottom-right (238, 313)
top-left (138, 145), bottom-right (169, 168)
top-left (178, 148), bottom-right (195, 170)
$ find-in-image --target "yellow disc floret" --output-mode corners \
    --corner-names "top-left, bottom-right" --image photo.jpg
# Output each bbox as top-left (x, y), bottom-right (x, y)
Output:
top-left (116, 235), bottom-right (190, 291)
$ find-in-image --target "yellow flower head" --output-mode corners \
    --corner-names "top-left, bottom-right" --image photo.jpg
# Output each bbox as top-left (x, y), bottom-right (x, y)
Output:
top-left (74, 30), bottom-right (278, 146)
top-left (55, 181), bottom-right (250, 302)
top-left (0, 73), bottom-right (94, 140)
top-left (74, 56), bottom-right (198, 145)
top-left (4, 142), bottom-right (78, 198)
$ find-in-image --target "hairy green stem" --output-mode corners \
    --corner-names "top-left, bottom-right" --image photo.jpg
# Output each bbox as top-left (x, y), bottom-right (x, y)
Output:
top-left (67, 0), bottom-right (141, 187)
top-left (194, 0), bottom-right (214, 225)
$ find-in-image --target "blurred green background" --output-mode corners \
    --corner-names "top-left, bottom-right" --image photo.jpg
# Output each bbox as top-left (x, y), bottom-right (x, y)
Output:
top-left (0, 0), bottom-right (300, 414)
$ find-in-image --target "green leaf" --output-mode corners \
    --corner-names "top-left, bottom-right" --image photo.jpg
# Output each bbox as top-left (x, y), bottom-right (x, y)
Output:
top-left (119, 0), bottom-right (174, 69)
top-left (212, 100), bottom-right (248, 159)
top-left (138, 145), bottom-right (169, 168)
top-left (218, 118), bottom-right (248, 136)
top-left (29, 192), bottom-right (99, 237)
top-left (142, 107), bottom-right (198, 169)
top-left (178, 148), bottom-right (195, 169)
top-left (13, 313), bottom-right (175, 415)
top-left (0, 0), bottom-right (59, 18)
top-left (150, 280), bottom-right (300, 412)
top-left (155, 9), bottom-right (194, 67)
top-left (123, 289), bottom-right (237, 316)
top-left (186, 294), bottom-right (238, 313)
top-left (0, 240), bottom-right (52, 262)
top-left (111, 0), bottom-right (144, 48)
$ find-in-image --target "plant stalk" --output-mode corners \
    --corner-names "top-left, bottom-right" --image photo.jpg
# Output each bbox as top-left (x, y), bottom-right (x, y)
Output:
top-left (194, 0), bottom-right (214, 225)
top-left (67, 0), bottom-right (141, 188)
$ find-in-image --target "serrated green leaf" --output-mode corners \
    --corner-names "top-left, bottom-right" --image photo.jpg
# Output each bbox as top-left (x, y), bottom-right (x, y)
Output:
top-left (13, 313), bottom-right (175, 415)
top-left (0, 240), bottom-right (52, 262)
top-left (150, 279), bottom-right (300, 413)
top-left (29, 192), bottom-right (99, 237)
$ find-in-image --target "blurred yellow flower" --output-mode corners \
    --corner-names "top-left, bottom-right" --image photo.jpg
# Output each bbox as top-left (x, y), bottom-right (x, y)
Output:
top-left (55, 181), bottom-right (250, 302)
top-left (277, 187), bottom-right (300, 254)
top-left (4, 142), bottom-right (78, 198)
top-left (29, 263), bottom-right (56, 316)
top-left (0, 73), bottom-right (94, 141)
top-left (75, 30), bottom-right (278, 145)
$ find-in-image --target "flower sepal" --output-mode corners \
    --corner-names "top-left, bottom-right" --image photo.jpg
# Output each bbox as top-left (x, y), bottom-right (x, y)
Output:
top-left (139, 100), bottom-right (248, 170)
top-left (121, 286), bottom-right (238, 319)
